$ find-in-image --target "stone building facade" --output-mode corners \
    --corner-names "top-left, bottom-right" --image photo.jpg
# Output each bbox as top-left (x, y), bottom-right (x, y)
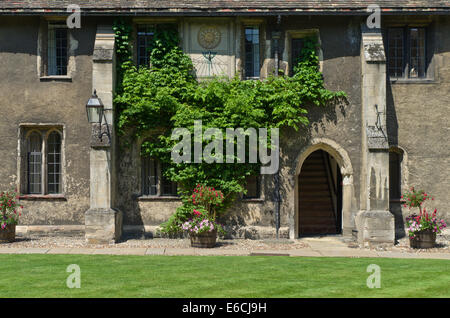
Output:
top-left (0, 1), bottom-right (448, 245)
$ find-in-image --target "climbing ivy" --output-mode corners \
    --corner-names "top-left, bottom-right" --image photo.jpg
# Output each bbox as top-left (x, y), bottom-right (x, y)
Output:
top-left (113, 21), bottom-right (346, 234)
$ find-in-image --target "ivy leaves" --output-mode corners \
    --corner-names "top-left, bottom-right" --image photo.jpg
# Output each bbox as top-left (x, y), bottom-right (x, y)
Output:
top-left (113, 23), bottom-right (346, 204)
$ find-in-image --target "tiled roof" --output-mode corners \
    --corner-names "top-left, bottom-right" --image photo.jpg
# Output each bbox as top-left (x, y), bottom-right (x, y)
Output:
top-left (0, 0), bottom-right (449, 14)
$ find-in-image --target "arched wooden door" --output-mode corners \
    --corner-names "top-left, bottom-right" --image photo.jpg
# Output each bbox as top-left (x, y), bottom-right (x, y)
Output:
top-left (298, 150), bottom-right (342, 236)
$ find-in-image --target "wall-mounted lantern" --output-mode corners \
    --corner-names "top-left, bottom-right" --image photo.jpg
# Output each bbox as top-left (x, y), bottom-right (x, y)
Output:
top-left (86, 89), bottom-right (110, 142)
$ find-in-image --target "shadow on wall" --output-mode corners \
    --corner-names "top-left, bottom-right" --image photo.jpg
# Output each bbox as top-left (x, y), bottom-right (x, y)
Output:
top-left (224, 96), bottom-right (349, 238)
top-left (386, 80), bottom-right (406, 239)
top-left (116, 133), bottom-right (145, 237)
top-left (115, 76), bottom-right (350, 239)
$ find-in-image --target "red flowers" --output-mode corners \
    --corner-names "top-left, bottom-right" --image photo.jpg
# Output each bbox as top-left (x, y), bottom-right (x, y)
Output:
top-left (1, 188), bottom-right (23, 229)
top-left (402, 187), bottom-right (433, 215)
top-left (189, 184), bottom-right (225, 221)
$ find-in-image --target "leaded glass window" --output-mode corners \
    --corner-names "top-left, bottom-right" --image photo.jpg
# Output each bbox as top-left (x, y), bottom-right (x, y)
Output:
top-left (27, 132), bottom-right (42, 194)
top-left (22, 128), bottom-right (63, 195)
top-left (244, 26), bottom-right (260, 79)
top-left (161, 163), bottom-right (177, 196)
top-left (409, 28), bottom-right (426, 78)
top-left (47, 132), bottom-right (62, 194)
top-left (48, 23), bottom-right (68, 76)
top-left (291, 38), bottom-right (304, 75)
top-left (387, 28), bottom-right (405, 78)
top-left (142, 156), bottom-right (158, 195)
top-left (141, 156), bottom-right (178, 197)
top-left (386, 27), bottom-right (427, 79)
top-left (137, 25), bottom-right (155, 67)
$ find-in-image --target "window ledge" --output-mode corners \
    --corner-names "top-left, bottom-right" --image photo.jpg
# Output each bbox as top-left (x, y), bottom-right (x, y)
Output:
top-left (390, 78), bottom-right (436, 84)
top-left (19, 194), bottom-right (67, 201)
top-left (137, 195), bottom-right (181, 201)
top-left (390, 199), bottom-right (406, 203)
top-left (39, 75), bottom-right (72, 82)
top-left (241, 198), bottom-right (264, 203)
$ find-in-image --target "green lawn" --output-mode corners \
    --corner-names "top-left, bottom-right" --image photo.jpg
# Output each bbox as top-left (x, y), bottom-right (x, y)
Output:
top-left (0, 254), bottom-right (448, 297)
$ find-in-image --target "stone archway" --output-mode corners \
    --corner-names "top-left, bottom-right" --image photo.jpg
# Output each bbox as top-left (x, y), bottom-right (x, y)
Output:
top-left (292, 138), bottom-right (354, 239)
top-left (298, 149), bottom-right (342, 235)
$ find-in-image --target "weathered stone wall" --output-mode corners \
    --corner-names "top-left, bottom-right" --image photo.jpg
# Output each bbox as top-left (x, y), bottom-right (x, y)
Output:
top-left (0, 16), bottom-right (98, 225)
top-left (116, 16), bottom-right (364, 239)
top-left (1, 14), bottom-right (448, 240)
top-left (385, 16), bottom-right (450, 234)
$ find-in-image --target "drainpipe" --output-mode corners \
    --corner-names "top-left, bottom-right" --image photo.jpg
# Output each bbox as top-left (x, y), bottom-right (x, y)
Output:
top-left (272, 16), bottom-right (282, 239)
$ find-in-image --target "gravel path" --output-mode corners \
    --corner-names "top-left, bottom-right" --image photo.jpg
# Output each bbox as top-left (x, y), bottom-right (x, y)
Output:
top-left (368, 235), bottom-right (450, 253)
top-left (0, 236), bottom-right (309, 250)
top-left (1, 234), bottom-right (448, 254)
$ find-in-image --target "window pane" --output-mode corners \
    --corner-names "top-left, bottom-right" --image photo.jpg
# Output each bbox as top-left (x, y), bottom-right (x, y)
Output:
top-left (409, 28), bottom-right (426, 78)
top-left (387, 28), bottom-right (404, 78)
top-left (27, 132), bottom-right (42, 194)
top-left (48, 25), bottom-right (68, 76)
top-left (161, 163), bottom-right (178, 196)
top-left (244, 175), bottom-right (260, 199)
top-left (291, 38), bottom-right (304, 75)
top-left (47, 132), bottom-right (62, 194)
top-left (137, 25), bottom-right (155, 67)
top-left (142, 156), bottom-right (158, 195)
top-left (244, 27), bottom-right (260, 78)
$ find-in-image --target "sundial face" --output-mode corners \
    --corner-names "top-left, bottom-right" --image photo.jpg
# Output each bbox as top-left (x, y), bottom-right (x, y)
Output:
top-left (198, 26), bottom-right (222, 50)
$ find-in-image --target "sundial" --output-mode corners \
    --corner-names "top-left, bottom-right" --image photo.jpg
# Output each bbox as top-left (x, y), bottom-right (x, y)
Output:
top-left (194, 26), bottom-right (226, 77)
top-left (198, 26), bottom-right (221, 50)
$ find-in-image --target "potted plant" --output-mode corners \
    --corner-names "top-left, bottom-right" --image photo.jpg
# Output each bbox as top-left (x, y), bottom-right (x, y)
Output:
top-left (0, 189), bottom-right (23, 243)
top-left (181, 184), bottom-right (225, 248)
top-left (403, 187), bottom-right (447, 248)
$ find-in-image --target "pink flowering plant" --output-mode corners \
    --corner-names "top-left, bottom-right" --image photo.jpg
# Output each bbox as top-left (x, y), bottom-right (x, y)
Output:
top-left (0, 189), bottom-right (23, 230)
top-left (403, 187), bottom-right (447, 240)
top-left (181, 208), bottom-right (225, 235)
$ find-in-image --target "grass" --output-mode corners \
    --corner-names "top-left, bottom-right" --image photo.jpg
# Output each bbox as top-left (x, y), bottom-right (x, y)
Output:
top-left (0, 254), bottom-right (448, 297)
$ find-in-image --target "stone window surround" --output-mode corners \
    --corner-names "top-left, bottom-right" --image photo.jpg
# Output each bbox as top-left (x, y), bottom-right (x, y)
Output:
top-left (282, 29), bottom-right (323, 77)
top-left (139, 157), bottom-right (179, 199)
top-left (136, 137), bottom-right (180, 201)
top-left (17, 123), bottom-right (66, 200)
top-left (131, 17), bottom-right (180, 66)
top-left (37, 17), bottom-right (77, 81)
top-left (383, 22), bottom-right (436, 84)
top-left (239, 18), bottom-right (266, 80)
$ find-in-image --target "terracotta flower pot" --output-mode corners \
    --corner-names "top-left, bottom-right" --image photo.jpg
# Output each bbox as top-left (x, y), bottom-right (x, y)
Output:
top-left (0, 224), bottom-right (16, 243)
top-left (410, 230), bottom-right (436, 249)
top-left (190, 230), bottom-right (217, 248)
